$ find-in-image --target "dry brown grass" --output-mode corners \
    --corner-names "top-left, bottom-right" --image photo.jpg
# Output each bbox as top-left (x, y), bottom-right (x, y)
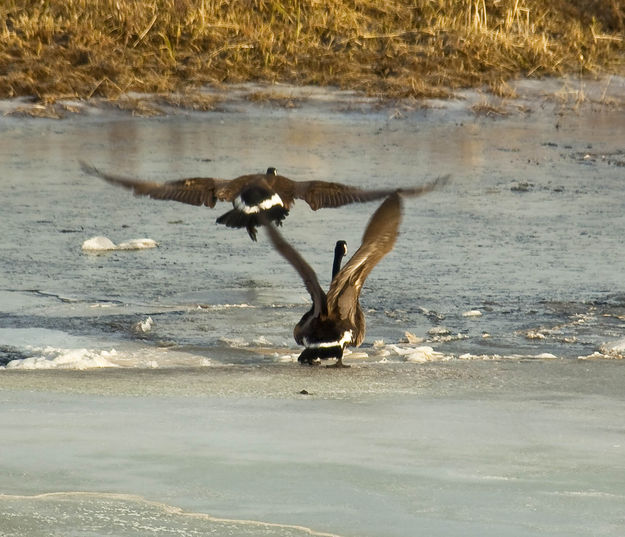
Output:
top-left (1, 0), bottom-right (623, 105)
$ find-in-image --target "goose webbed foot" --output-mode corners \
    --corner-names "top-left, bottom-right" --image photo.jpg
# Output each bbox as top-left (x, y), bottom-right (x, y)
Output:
top-left (246, 224), bottom-right (258, 242)
top-left (326, 357), bottom-right (350, 368)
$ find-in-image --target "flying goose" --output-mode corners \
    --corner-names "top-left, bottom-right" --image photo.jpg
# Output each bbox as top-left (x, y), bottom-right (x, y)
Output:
top-left (80, 161), bottom-right (446, 241)
top-left (264, 192), bottom-right (403, 367)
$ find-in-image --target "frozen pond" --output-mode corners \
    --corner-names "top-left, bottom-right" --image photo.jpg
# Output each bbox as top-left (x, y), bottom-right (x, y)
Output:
top-left (1, 79), bottom-right (625, 536)
top-left (1, 362), bottom-right (625, 537)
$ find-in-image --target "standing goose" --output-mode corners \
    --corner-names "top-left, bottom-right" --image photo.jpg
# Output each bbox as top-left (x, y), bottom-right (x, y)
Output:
top-left (80, 160), bottom-right (446, 241)
top-left (264, 192), bottom-right (403, 367)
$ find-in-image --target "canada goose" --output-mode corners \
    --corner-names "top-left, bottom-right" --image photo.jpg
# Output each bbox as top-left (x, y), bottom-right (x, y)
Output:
top-left (264, 192), bottom-right (403, 367)
top-left (80, 160), bottom-right (447, 241)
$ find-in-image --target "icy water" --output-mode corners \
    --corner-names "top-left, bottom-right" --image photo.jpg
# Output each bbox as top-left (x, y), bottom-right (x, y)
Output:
top-left (1, 80), bottom-right (625, 536)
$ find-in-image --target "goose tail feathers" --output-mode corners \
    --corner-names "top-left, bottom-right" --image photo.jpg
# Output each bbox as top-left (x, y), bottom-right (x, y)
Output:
top-left (217, 206), bottom-right (289, 241)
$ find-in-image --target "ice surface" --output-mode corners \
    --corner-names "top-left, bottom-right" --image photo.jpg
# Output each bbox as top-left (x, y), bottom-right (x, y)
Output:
top-left (3, 86), bottom-right (625, 361)
top-left (1, 362), bottom-right (624, 537)
top-left (2, 80), bottom-right (625, 537)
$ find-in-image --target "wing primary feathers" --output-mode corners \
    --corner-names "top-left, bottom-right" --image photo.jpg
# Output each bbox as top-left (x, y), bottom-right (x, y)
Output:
top-left (79, 160), bottom-right (226, 207)
top-left (327, 193), bottom-right (402, 318)
top-left (397, 173), bottom-right (450, 197)
top-left (80, 160), bottom-right (144, 191)
top-left (294, 174), bottom-right (449, 210)
top-left (261, 217), bottom-right (327, 318)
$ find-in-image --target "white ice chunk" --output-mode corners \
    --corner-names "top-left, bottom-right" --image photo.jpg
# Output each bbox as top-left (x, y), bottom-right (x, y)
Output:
top-left (428, 326), bottom-right (451, 336)
top-left (595, 338), bottom-right (625, 359)
top-left (134, 317), bottom-right (153, 333)
top-left (82, 236), bottom-right (158, 251)
top-left (462, 310), bottom-right (483, 317)
top-left (525, 330), bottom-right (546, 340)
top-left (117, 238), bottom-right (158, 250)
top-left (6, 347), bottom-right (119, 370)
top-left (274, 353), bottom-right (297, 363)
top-left (82, 236), bottom-right (117, 251)
top-left (578, 351), bottom-right (606, 360)
top-left (253, 336), bottom-right (273, 346)
top-left (388, 344), bottom-right (445, 362)
top-left (401, 331), bottom-right (424, 344)
top-left (387, 344), bottom-right (415, 356)
top-left (610, 339), bottom-right (625, 353)
top-left (403, 346), bottom-right (446, 363)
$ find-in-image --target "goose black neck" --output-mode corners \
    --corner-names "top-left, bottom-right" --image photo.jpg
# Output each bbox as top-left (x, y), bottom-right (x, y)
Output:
top-left (332, 240), bottom-right (347, 280)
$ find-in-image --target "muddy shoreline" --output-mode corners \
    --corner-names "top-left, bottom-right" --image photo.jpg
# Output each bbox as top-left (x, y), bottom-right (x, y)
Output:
top-left (2, 75), bottom-right (625, 120)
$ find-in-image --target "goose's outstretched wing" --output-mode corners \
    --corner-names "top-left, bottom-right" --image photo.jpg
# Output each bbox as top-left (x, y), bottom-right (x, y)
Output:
top-left (82, 159), bottom-right (449, 212)
top-left (326, 193), bottom-right (402, 321)
top-left (80, 160), bottom-right (246, 208)
top-left (263, 222), bottom-right (327, 319)
top-left (291, 174), bottom-right (449, 211)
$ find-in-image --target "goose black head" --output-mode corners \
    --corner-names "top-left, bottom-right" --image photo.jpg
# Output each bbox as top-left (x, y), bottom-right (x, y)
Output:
top-left (266, 167), bottom-right (278, 176)
top-left (332, 240), bottom-right (348, 280)
top-left (335, 240), bottom-right (347, 258)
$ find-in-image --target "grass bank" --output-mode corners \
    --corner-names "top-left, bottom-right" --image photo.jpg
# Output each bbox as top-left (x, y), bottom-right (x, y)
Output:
top-left (1, 0), bottom-right (624, 105)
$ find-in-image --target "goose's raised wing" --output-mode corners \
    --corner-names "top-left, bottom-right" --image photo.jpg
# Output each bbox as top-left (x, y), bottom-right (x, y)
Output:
top-left (326, 193), bottom-right (402, 321)
top-left (80, 160), bottom-right (244, 208)
top-left (263, 222), bottom-right (327, 319)
top-left (292, 174), bottom-right (449, 211)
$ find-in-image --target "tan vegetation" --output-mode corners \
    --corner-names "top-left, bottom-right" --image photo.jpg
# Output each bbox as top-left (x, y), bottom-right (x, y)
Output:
top-left (1, 0), bottom-right (623, 105)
